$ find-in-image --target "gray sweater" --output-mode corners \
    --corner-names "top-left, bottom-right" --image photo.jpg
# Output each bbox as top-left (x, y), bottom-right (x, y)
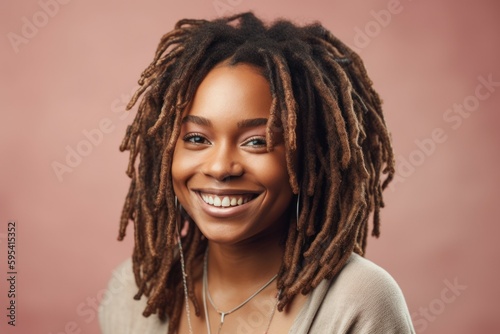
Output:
top-left (99, 253), bottom-right (415, 333)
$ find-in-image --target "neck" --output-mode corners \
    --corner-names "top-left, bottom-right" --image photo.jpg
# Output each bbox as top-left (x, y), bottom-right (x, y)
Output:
top-left (206, 222), bottom-right (286, 289)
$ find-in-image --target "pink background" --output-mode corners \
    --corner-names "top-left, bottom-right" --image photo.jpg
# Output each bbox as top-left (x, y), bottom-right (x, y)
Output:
top-left (1, 0), bottom-right (499, 333)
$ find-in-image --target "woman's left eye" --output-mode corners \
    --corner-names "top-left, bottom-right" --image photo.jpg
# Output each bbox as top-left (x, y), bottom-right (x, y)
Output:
top-left (183, 133), bottom-right (210, 145)
top-left (243, 137), bottom-right (266, 147)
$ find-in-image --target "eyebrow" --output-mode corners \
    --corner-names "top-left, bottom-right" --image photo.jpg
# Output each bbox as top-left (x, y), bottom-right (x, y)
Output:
top-left (237, 118), bottom-right (268, 128)
top-left (181, 115), bottom-right (268, 128)
top-left (181, 115), bottom-right (212, 127)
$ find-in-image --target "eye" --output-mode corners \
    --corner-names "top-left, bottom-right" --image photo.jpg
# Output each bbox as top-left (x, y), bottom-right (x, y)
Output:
top-left (243, 136), bottom-right (267, 148)
top-left (183, 133), bottom-right (211, 145)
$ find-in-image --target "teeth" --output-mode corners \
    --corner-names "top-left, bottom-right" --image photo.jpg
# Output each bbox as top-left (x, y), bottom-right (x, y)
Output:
top-left (221, 197), bottom-right (230, 207)
top-left (200, 193), bottom-right (254, 208)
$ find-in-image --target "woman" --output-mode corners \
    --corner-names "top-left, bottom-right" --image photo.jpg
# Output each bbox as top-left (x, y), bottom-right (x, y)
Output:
top-left (99, 12), bottom-right (415, 333)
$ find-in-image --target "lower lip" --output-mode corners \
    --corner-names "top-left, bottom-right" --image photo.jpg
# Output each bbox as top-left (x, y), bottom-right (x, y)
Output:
top-left (194, 192), bottom-right (258, 219)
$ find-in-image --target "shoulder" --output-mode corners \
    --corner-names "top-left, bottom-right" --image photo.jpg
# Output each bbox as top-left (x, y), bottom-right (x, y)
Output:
top-left (330, 253), bottom-right (408, 305)
top-left (326, 254), bottom-right (406, 307)
top-left (293, 253), bottom-right (415, 334)
top-left (321, 253), bottom-right (415, 333)
top-left (98, 258), bottom-right (169, 334)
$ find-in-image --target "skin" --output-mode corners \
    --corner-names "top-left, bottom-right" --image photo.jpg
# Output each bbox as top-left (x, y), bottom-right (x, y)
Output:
top-left (172, 62), bottom-right (307, 333)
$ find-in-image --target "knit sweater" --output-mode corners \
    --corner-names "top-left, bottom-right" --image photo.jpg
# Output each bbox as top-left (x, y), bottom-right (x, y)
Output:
top-left (99, 253), bottom-right (415, 333)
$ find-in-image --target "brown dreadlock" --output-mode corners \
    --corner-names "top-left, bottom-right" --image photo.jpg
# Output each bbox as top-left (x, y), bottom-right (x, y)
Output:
top-left (118, 12), bottom-right (395, 333)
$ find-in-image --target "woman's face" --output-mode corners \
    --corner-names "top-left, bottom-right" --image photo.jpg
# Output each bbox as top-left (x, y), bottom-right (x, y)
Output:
top-left (172, 63), bottom-right (294, 246)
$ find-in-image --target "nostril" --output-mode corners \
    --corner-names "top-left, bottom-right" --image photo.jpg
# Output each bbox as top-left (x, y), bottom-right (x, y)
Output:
top-left (220, 175), bottom-right (234, 183)
top-left (203, 165), bottom-right (244, 182)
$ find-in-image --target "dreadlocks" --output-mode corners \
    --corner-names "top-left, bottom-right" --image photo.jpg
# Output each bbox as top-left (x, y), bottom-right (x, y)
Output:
top-left (118, 12), bottom-right (395, 333)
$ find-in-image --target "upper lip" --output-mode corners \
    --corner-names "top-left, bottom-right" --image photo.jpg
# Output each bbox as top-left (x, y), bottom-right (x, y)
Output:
top-left (192, 188), bottom-right (262, 196)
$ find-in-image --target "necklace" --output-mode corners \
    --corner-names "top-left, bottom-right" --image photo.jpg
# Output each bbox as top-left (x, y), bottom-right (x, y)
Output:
top-left (202, 249), bottom-right (281, 334)
top-left (178, 236), bottom-right (194, 334)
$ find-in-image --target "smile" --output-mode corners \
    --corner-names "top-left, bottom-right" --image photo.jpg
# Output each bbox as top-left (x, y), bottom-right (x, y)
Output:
top-left (198, 192), bottom-right (256, 208)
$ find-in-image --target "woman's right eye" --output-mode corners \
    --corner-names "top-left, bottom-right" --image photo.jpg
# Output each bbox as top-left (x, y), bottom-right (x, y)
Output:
top-left (183, 133), bottom-right (210, 145)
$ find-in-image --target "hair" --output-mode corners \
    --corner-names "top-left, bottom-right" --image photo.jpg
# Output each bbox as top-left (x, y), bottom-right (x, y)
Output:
top-left (118, 11), bottom-right (394, 332)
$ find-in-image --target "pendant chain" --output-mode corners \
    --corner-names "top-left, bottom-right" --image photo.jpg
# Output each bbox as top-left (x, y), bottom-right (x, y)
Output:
top-left (202, 248), bottom-right (281, 334)
top-left (178, 236), bottom-right (194, 334)
top-left (179, 242), bottom-right (281, 334)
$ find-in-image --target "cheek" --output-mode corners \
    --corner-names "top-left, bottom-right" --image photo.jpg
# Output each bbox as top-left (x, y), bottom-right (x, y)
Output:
top-left (250, 150), bottom-right (292, 195)
top-left (171, 143), bottom-right (193, 191)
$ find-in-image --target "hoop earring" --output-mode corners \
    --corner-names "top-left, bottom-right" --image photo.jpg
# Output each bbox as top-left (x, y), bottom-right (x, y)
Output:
top-left (174, 195), bottom-right (179, 226)
top-left (175, 199), bottom-right (194, 334)
top-left (175, 196), bottom-right (191, 238)
top-left (296, 192), bottom-right (300, 230)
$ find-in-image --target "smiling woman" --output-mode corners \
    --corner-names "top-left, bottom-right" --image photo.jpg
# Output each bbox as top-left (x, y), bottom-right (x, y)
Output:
top-left (99, 12), bottom-right (415, 334)
top-left (172, 63), bottom-right (293, 247)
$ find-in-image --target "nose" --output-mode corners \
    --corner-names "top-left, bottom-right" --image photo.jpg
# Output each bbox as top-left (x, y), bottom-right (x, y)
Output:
top-left (201, 142), bottom-right (243, 181)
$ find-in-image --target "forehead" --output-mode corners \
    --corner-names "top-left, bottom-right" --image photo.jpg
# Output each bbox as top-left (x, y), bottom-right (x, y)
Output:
top-left (185, 63), bottom-right (273, 121)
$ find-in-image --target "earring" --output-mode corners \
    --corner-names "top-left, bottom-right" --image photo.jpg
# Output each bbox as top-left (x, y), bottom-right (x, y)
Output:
top-left (296, 192), bottom-right (300, 230)
top-left (175, 196), bottom-right (190, 238)
top-left (175, 195), bottom-right (193, 334)
top-left (174, 196), bottom-right (181, 234)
